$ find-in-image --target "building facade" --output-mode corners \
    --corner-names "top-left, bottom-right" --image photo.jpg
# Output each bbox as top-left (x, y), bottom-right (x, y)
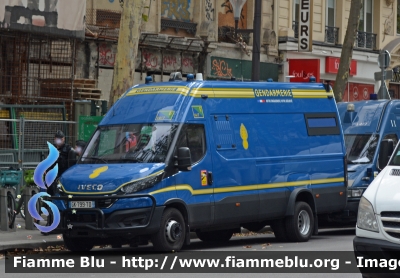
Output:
top-left (279, 0), bottom-right (398, 102)
top-left (84, 0), bottom-right (400, 103)
top-left (4, 1), bottom-right (400, 106)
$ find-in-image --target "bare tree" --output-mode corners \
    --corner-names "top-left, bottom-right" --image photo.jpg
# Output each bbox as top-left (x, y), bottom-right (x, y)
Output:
top-left (333, 0), bottom-right (363, 102)
top-left (109, 0), bottom-right (146, 107)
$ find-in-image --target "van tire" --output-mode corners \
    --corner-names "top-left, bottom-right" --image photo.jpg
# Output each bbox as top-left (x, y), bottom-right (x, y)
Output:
top-left (63, 235), bottom-right (94, 252)
top-left (285, 201), bottom-right (314, 242)
top-left (151, 208), bottom-right (185, 252)
top-left (196, 230), bottom-right (234, 242)
top-left (270, 219), bottom-right (289, 242)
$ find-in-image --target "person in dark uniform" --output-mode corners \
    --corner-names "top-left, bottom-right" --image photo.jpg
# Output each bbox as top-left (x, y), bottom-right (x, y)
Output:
top-left (41, 130), bottom-right (72, 235)
top-left (68, 140), bottom-right (86, 167)
top-left (48, 130), bottom-right (72, 194)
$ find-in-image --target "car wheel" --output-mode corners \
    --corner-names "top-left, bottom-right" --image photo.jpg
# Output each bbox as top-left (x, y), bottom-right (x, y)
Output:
top-left (285, 201), bottom-right (314, 242)
top-left (151, 208), bottom-right (185, 252)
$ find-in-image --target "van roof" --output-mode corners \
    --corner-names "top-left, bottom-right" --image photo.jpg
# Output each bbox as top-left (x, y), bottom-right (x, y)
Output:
top-left (120, 80), bottom-right (331, 99)
top-left (101, 80), bottom-right (335, 126)
top-left (337, 100), bottom-right (392, 134)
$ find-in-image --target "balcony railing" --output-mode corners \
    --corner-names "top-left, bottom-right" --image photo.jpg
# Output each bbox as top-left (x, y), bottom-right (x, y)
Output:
top-left (356, 31), bottom-right (376, 50)
top-left (160, 18), bottom-right (197, 35)
top-left (292, 21), bottom-right (298, 38)
top-left (325, 26), bottom-right (338, 44)
top-left (218, 26), bottom-right (250, 44)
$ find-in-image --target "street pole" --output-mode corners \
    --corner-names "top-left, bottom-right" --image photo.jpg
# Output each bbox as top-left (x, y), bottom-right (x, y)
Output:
top-left (251, 0), bottom-right (261, 81)
top-left (377, 50), bottom-right (391, 100)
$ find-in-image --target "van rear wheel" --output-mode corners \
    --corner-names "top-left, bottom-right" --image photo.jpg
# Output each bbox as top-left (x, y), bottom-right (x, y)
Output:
top-left (196, 229), bottom-right (234, 242)
top-left (151, 208), bottom-right (185, 252)
top-left (285, 201), bottom-right (314, 242)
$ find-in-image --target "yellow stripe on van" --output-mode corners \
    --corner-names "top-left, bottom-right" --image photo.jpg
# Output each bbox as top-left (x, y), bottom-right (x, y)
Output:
top-left (60, 176), bottom-right (344, 196)
top-left (126, 86), bottom-right (190, 97)
top-left (125, 86), bottom-right (333, 99)
top-left (148, 177), bottom-right (344, 196)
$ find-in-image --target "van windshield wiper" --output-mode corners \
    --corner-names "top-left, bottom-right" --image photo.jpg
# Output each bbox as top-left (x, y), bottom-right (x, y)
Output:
top-left (84, 156), bottom-right (108, 164)
top-left (120, 157), bottom-right (142, 163)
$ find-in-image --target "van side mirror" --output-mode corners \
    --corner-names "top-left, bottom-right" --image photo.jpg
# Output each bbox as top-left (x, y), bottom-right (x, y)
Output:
top-left (176, 147), bottom-right (192, 171)
top-left (378, 139), bottom-right (394, 170)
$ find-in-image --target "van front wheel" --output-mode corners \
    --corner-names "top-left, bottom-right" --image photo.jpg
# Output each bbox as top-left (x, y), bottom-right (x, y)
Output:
top-left (285, 201), bottom-right (314, 242)
top-left (151, 208), bottom-right (185, 252)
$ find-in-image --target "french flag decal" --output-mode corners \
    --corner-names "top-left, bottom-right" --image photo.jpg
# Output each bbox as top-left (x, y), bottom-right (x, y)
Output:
top-left (257, 99), bottom-right (266, 103)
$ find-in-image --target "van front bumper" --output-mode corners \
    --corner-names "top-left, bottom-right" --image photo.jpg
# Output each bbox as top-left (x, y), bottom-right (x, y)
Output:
top-left (48, 194), bottom-right (163, 238)
top-left (353, 236), bottom-right (400, 278)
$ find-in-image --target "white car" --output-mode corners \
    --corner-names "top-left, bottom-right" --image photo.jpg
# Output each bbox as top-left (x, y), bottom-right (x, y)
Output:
top-left (354, 139), bottom-right (400, 277)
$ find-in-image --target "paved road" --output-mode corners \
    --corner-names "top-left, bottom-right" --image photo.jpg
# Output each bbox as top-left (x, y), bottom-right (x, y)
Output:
top-left (0, 227), bottom-right (361, 278)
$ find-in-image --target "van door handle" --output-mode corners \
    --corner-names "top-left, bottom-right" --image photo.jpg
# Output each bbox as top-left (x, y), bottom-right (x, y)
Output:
top-left (207, 172), bottom-right (213, 185)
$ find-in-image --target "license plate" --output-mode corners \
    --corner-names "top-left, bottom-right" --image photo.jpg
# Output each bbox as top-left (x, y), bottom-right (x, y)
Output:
top-left (69, 201), bottom-right (95, 208)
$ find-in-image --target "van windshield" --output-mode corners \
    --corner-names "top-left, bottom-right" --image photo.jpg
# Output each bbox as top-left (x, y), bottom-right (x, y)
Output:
top-left (389, 146), bottom-right (400, 166)
top-left (344, 134), bottom-right (379, 164)
top-left (79, 123), bottom-right (178, 164)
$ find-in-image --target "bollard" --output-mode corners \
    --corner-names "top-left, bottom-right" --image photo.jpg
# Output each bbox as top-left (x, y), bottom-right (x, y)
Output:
top-left (0, 187), bottom-right (16, 232)
top-left (24, 186), bottom-right (39, 230)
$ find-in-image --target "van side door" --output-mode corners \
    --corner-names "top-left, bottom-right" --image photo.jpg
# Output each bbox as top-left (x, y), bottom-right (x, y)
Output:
top-left (174, 123), bottom-right (214, 228)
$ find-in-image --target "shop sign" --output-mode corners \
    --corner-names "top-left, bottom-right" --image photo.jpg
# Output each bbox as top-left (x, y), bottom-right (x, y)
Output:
top-left (210, 57), bottom-right (279, 81)
top-left (298, 0), bottom-right (312, 52)
top-left (288, 59), bottom-right (320, 82)
top-left (325, 57), bottom-right (357, 76)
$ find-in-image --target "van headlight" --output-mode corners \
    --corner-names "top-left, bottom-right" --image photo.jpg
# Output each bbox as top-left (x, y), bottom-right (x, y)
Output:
top-left (357, 196), bottom-right (379, 232)
top-left (347, 188), bottom-right (363, 198)
top-left (120, 172), bottom-right (163, 194)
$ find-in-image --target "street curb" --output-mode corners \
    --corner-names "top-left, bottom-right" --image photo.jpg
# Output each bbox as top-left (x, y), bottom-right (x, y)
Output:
top-left (0, 240), bottom-right (63, 252)
top-left (0, 227), bottom-right (273, 252)
top-left (190, 226), bottom-right (273, 239)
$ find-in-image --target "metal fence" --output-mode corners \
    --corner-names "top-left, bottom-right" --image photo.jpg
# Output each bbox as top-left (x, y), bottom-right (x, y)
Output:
top-left (0, 118), bottom-right (76, 192)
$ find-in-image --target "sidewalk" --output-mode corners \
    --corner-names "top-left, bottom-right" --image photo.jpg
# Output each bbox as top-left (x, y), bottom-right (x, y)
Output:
top-left (0, 216), bottom-right (64, 252)
top-left (0, 216), bottom-right (273, 252)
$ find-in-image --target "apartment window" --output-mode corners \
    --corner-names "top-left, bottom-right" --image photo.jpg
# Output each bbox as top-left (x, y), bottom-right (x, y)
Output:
top-left (326, 0), bottom-right (335, 27)
top-left (359, 0), bottom-right (373, 33)
top-left (293, 0), bottom-right (300, 22)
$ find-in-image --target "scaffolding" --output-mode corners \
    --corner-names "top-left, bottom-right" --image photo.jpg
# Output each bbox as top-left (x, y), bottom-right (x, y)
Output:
top-left (0, 31), bottom-right (76, 120)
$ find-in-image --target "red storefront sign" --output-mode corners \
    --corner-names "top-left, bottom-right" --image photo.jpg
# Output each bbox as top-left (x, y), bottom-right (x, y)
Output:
top-left (288, 59), bottom-right (320, 82)
top-left (328, 80), bottom-right (375, 101)
top-left (325, 57), bottom-right (357, 76)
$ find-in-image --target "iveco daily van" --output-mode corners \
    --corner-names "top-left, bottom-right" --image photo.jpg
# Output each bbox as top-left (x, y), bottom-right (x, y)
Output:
top-left (50, 73), bottom-right (348, 252)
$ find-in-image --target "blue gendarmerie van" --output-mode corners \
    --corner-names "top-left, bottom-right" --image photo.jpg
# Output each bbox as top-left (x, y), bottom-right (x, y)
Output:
top-left (51, 73), bottom-right (347, 252)
top-left (326, 96), bottom-right (400, 225)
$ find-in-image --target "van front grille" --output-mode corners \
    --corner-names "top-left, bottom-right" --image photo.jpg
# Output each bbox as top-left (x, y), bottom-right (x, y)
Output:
top-left (381, 211), bottom-right (400, 239)
top-left (389, 169), bottom-right (400, 176)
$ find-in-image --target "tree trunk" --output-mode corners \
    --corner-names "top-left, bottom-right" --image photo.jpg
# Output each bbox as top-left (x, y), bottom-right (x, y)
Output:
top-left (333, 0), bottom-right (363, 102)
top-left (109, 0), bottom-right (146, 107)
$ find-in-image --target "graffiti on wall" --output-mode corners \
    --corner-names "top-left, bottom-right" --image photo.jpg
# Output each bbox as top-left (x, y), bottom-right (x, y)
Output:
top-left (99, 43), bottom-right (116, 67)
top-left (219, 0), bottom-right (247, 29)
top-left (141, 50), bottom-right (194, 73)
top-left (206, 0), bottom-right (214, 21)
top-left (211, 59), bottom-right (233, 78)
top-left (161, 0), bottom-right (192, 22)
